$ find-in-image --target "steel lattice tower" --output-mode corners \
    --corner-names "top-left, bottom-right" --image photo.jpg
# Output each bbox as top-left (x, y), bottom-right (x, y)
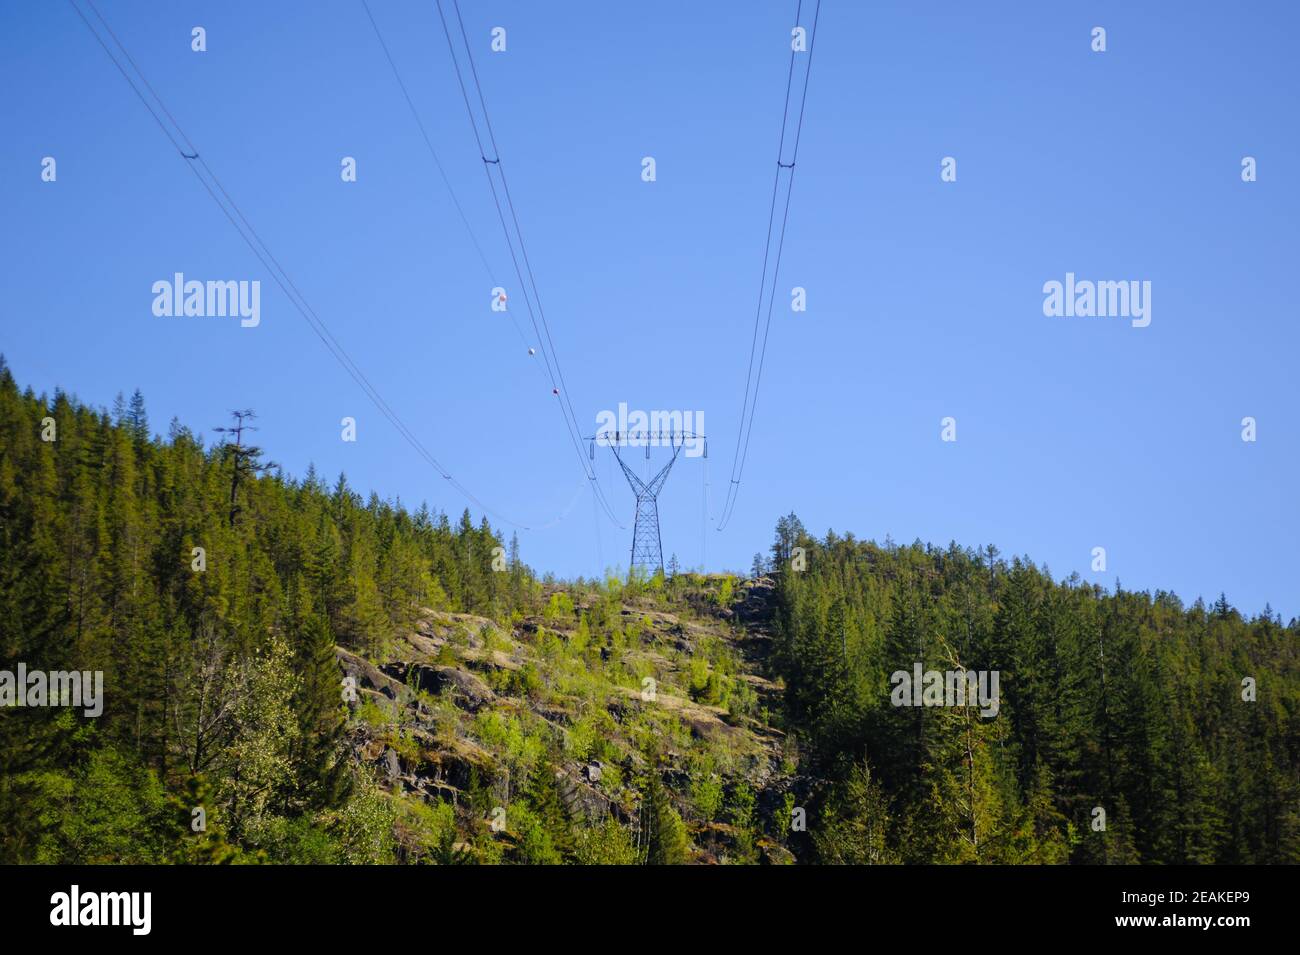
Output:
top-left (629, 495), bottom-right (665, 575)
top-left (591, 429), bottom-right (704, 578)
top-left (612, 441), bottom-right (682, 577)
top-left (591, 429), bottom-right (704, 579)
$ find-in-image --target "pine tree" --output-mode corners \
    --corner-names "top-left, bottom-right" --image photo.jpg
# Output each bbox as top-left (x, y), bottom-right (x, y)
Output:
top-left (290, 613), bottom-right (350, 812)
top-left (640, 767), bottom-right (689, 865)
top-left (814, 757), bottom-right (897, 864)
top-left (127, 388), bottom-right (149, 444)
top-left (523, 759), bottom-right (573, 861)
top-left (167, 775), bottom-right (242, 864)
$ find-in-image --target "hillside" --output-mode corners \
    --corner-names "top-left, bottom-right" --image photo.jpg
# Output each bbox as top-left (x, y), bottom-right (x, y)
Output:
top-left (2, 362), bottom-right (1297, 865)
top-left (0, 361), bottom-right (806, 864)
top-left (338, 576), bottom-right (799, 864)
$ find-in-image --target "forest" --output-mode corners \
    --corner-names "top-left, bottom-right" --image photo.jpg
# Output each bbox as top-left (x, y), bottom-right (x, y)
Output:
top-left (0, 357), bottom-right (526, 862)
top-left (765, 515), bottom-right (1300, 863)
top-left (1, 357), bottom-right (1296, 864)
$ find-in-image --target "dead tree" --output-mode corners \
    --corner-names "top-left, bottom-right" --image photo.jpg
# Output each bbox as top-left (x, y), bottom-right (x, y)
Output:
top-left (213, 410), bottom-right (276, 527)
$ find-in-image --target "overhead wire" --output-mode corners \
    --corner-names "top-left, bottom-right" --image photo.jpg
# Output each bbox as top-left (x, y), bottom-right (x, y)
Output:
top-left (71, 0), bottom-right (567, 531)
top-left (717, 0), bottom-right (821, 532)
top-left (358, 0), bottom-right (540, 363)
top-left (433, 0), bottom-right (625, 529)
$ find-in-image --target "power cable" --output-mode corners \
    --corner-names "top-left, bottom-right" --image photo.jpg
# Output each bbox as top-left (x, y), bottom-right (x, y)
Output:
top-left (433, 0), bottom-right (625, 529)
top-left (71, 0), bottom-right (564, 531)
top-left (717, 0), bottom-right (821, 531)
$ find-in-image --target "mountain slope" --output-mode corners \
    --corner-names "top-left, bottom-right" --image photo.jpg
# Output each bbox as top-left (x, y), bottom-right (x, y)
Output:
top-left (3, 363), bottom-right (1297, 865)
top-left (340, 575), bottom-right (802, 864)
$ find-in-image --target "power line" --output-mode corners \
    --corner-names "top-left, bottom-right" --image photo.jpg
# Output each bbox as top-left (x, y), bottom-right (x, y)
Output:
top-left (717, 0), bottom-right (821, 532)
top-left (702, 452), bottom-right (710, 570)
top-left (591, 483), bottom-right (604, 579)
top-left (433, 0), bottom-right (624, 529)
top-left (360, 0), bottom-right (496, 284)
top-left (358, 0), bottom-right (541, 363)
top-left (434, 0), bottom-right (572, 431)
top-left (70, 0), bottom-right (561, 531)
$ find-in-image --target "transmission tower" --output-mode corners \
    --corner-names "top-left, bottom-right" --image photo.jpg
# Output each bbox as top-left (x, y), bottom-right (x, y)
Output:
top-left (591, 430), bottom-right (703, 578)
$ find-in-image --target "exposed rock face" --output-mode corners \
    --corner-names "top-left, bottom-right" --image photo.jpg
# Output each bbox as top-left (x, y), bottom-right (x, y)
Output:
top-left (336, 647), bottom-right (404, 698)
top-left (379, 662), bottom-right (495, 712)
top-left (339, 577), bottom-right (799, 863)
top-left (734, 575), bottom-right (778, 628)
top-left (555, 767), bottom-right (617, 824)
top-left (407, 735), bottom-right (496, 793)
top-left (383, 747), bottom-right (401, 779)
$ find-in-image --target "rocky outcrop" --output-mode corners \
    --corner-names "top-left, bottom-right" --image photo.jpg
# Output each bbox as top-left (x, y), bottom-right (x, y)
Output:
top-left (734, 576), bottom-right (778, 630)
top-left (378, 662), bottom-right (495, 712)
top-left (555, 767), bottom-right (618, 824)
top-left (338, 573), bottom-right (801, 861)
top-left (336, 647), bottom-right (404, 699)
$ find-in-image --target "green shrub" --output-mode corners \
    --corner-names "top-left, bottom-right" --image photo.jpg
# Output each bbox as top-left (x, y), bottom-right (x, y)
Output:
top-left (574, 817), bottom-right (638, 864)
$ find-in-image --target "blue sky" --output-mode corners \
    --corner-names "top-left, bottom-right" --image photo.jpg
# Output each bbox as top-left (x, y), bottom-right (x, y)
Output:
top-left (2, 1), bottom-right (1297, 618)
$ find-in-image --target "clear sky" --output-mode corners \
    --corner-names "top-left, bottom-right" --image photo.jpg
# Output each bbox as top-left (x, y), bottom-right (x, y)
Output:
top-left (3, 1), bottom-right (1296, 618)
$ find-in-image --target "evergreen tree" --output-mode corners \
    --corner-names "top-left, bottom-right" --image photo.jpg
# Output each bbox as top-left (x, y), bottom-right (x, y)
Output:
top-left (522, 759), bottom-right (573, 861)
top-left (814, 757), bottom-right (897, 864)
top-left (290, 613), bottom-right (351, 812)
top-left (127, 388), bottom-right (149, 444)
top-left (640, 767), bottom-right (689, 865)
